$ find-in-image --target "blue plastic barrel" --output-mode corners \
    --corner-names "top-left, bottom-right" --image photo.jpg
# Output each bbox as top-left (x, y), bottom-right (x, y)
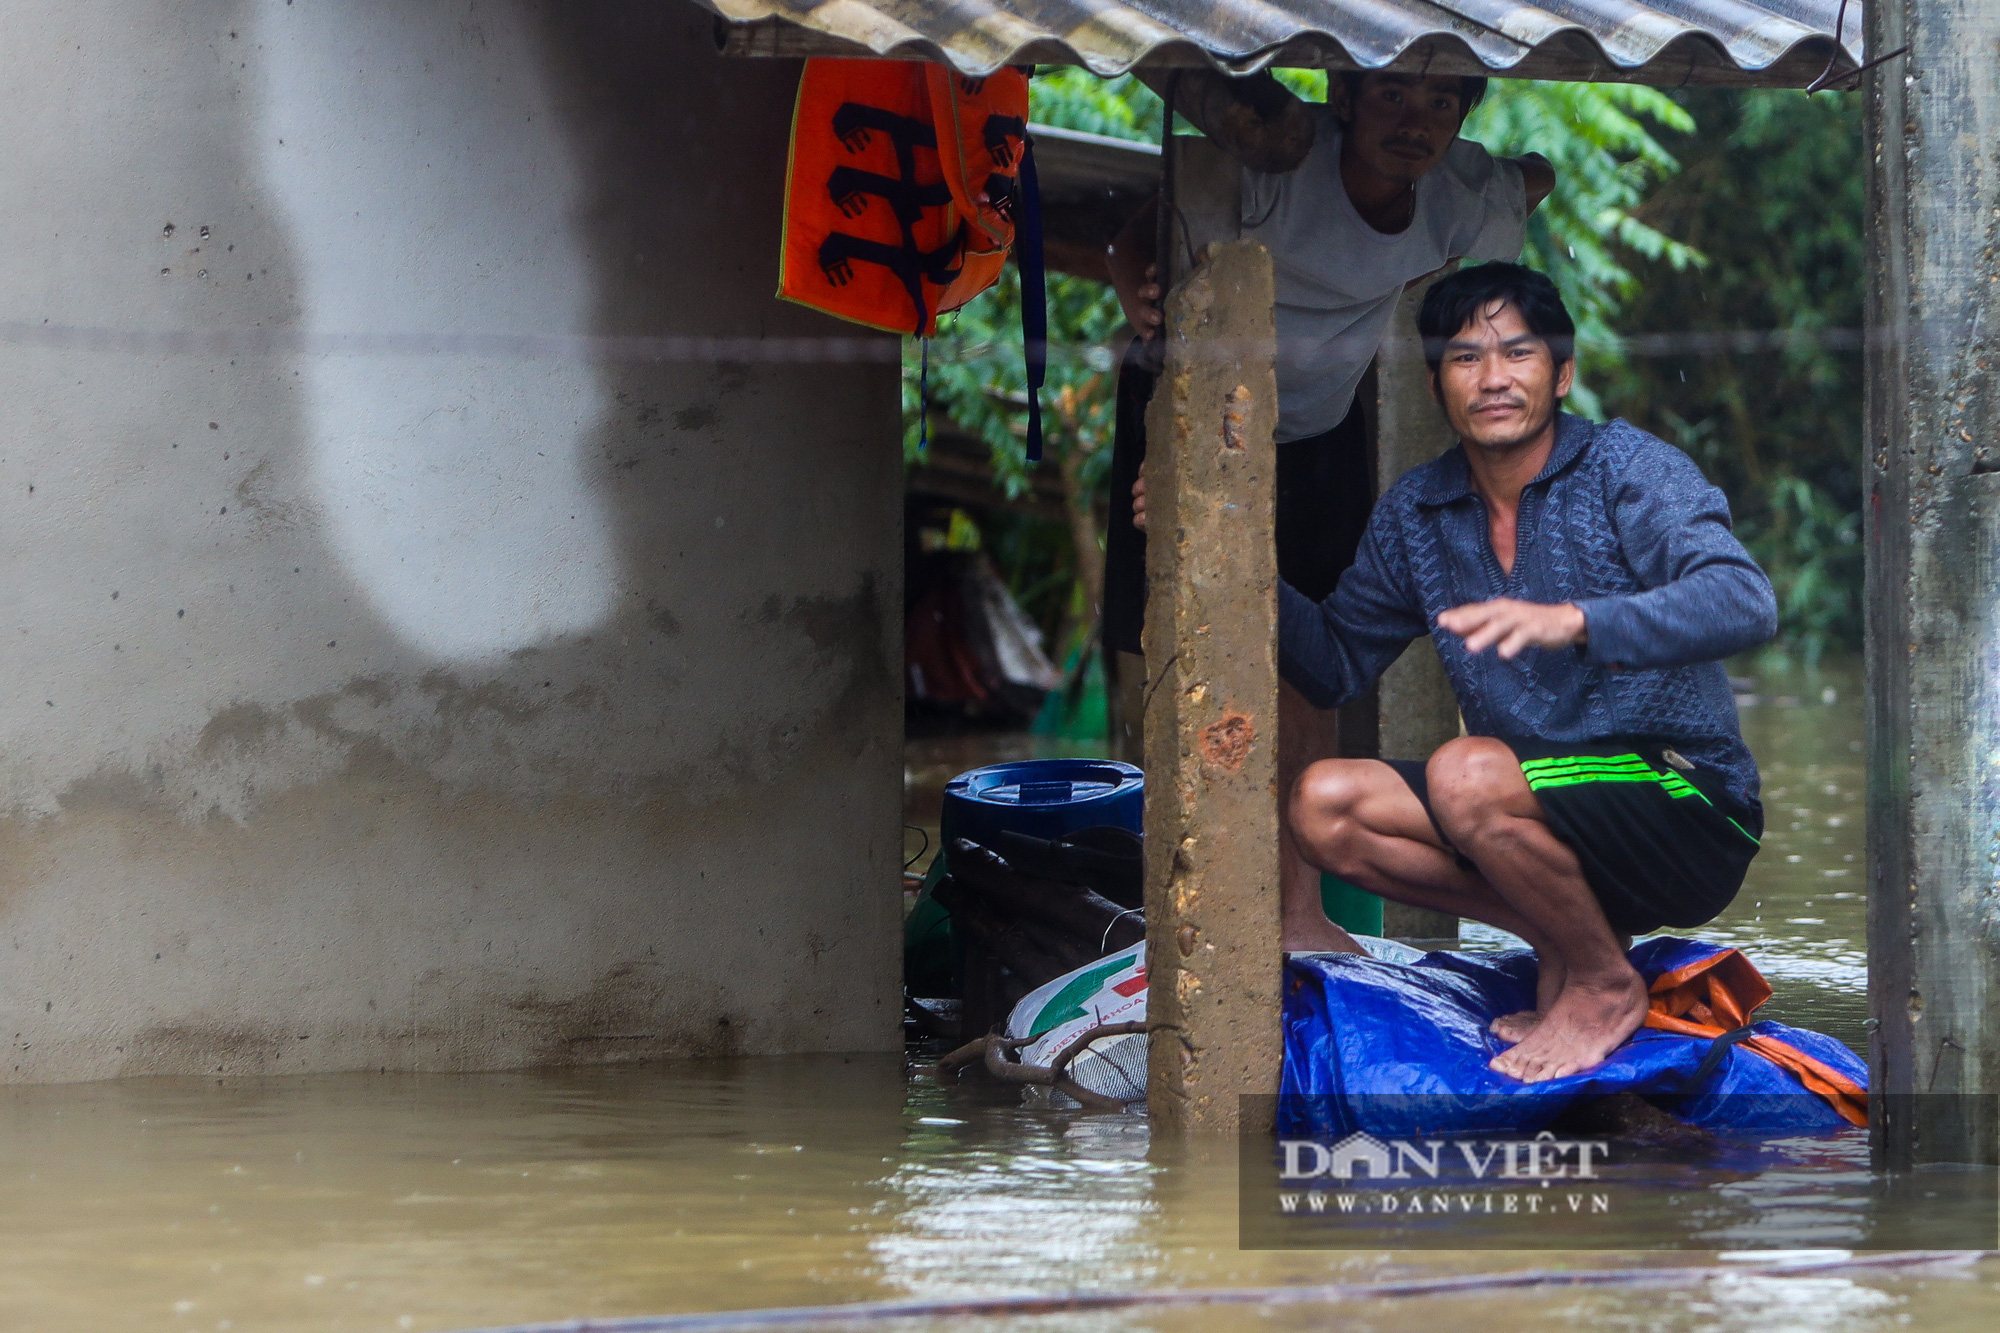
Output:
top-left (941, 757), bottom-right (1144, 847)
top-left (907, 758), bottom-right (1143, 997)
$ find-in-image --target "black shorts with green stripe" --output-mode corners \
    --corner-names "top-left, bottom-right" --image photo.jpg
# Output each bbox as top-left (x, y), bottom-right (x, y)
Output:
top-left (1384, 738), bottom-right (1763, 937)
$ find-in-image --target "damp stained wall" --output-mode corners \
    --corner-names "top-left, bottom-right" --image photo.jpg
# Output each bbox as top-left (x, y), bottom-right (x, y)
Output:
top-left (0, 0), bottom-right (905, 1082)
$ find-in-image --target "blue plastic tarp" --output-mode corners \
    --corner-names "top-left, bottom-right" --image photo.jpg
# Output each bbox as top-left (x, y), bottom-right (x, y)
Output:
top-left (1279, 937), bottom-right (1867, 1140)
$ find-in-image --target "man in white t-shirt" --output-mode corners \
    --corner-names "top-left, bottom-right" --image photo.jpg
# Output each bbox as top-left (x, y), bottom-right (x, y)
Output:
top-left (1101, 71), bottom-right (1554, 951)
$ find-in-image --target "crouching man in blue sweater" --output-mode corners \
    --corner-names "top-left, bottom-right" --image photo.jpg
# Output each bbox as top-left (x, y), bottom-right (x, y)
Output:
top-left (1138, 263), bottom-right (1777, 1083)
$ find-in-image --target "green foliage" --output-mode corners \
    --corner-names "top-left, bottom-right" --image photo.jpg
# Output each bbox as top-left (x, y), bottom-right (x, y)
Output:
top-left (1737, 474), bottom-right (1862, 668)
top-left (982, 505), bottom-right (1086, 638)
top-left (1597, 90), bottom-right (1865, 660)
top-left (1460, 82), bottom-right (1705, 416)
top-left (903, 265), bottom-right (1123, 502)
top-left (1273, 69), bottom-right (1328, 101)
top-left (1021, 67), bottom-right (1163, 141)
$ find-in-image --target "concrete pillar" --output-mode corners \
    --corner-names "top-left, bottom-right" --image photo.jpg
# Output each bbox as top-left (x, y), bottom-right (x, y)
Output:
top-left (1864, 0), bottom-right (2000, 1164)
top-left (0, 1), bottom-right (903, 1082)
top-left (1372, 279), bottom-right (1461, 946)
top-left (1141, 211), bottom-right (1283, 1136)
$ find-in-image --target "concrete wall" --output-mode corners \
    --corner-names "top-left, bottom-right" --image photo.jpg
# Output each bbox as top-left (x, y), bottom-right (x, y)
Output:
top-left (0, 0), bottom-right (905, 1082)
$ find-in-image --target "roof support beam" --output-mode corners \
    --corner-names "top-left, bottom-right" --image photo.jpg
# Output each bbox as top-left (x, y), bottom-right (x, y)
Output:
top-left (1865, 0), bottom-right (2000, 1167)
top-left (1142, 139), bottom-right (1283, 1134)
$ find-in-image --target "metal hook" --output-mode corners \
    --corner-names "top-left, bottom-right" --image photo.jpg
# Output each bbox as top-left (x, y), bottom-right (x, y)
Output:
top-left (1805, 0), bottom-right (1908, 95)
top-left (1100, 907), bottom-right (1144, 954)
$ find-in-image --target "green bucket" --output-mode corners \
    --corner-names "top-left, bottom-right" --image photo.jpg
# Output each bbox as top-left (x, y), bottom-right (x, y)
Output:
top-left (1320, 872), bottom-right (1384, 937)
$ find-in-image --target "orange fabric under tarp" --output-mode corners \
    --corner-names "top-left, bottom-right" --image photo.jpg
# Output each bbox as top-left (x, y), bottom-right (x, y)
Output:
top-left (779, 59), bottom-right (1028, 336)
top-left (1643, 946), bottom-right (1869, 1127)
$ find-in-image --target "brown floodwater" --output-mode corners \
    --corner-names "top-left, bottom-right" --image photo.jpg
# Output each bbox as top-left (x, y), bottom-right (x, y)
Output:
top-left (4, 1054), bottom-right (1996, 1333)
top-left (3, 663), bottom-right (1993, 1332)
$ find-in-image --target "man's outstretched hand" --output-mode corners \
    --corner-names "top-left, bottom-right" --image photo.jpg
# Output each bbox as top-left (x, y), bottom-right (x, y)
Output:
top-left (1437, 599), bottom-right (1586, 659)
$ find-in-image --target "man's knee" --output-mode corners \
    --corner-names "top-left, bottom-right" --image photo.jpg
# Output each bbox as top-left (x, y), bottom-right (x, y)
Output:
top-left (1426, 737), bottom-right (1526, 842)
top-left (1290, 759), bottom-right (1377, 874)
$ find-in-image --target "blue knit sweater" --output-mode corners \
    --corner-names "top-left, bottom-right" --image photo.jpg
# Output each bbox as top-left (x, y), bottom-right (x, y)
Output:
top-left (1280, 413), bottom-right (1777, 817)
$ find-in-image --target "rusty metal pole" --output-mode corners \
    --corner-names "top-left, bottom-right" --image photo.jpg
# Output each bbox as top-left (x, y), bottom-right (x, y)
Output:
top-left (1372, 277), bottom-right (1461, 948)
top-left (1142, 138), bottom-right (1282, 1135)
top-left (1865, 0), bottom-right (2000, 1166)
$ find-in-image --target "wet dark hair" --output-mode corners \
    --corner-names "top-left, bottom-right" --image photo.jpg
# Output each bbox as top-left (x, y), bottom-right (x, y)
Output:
top-left (1418, 262), bottom-right (1576, 375)
top-left (1334, 71), bottom-right (1487, 124)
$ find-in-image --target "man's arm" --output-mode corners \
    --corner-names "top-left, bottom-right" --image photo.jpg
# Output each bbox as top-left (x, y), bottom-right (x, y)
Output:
top-left (1573, 444), bottom-right (1779, 669)
top-left (1130, 69), bottom-right (1315, 175)
top-left (1279, 519), bottom-right (1431, 710)
top-left (1515, 152), bottom-right (1555, 215)
top-left (1438, 148), bottom-right (1552, 281)
top-left (1134, 471), bottom-right (1427, 706)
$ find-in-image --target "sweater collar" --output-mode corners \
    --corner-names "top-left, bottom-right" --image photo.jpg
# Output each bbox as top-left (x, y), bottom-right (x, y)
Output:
top-left (1414, 411), bottom-right (1597, 507)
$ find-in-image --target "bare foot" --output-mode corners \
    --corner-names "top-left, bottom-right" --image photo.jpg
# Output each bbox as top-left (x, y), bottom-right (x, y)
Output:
top-left (1283, 917), bottom-right (1366, 954)
top-left (1488, 966), bottom-right (1648, 1083)
top-left (1533, 946), bottom-right (1567, 1014)
top-left (1489, 944), bottom-right (1565, 1042)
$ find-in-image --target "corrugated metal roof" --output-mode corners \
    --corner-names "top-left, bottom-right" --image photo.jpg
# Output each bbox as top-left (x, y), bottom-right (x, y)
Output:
top-left (700, 0), bottom-right (1867, 87)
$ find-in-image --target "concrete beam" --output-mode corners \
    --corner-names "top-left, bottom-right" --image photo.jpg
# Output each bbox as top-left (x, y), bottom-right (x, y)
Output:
top-left (1372, 279), bottom-right (1461, 946)
top-left (1141, 234), bottom-right (1283, 1135)
top-left (1864, 0), bottom-right (2000, 1165)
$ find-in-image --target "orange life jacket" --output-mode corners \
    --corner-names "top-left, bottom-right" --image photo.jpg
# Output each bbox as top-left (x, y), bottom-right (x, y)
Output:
top-left (779, 59), bottom-right (1028, 337)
